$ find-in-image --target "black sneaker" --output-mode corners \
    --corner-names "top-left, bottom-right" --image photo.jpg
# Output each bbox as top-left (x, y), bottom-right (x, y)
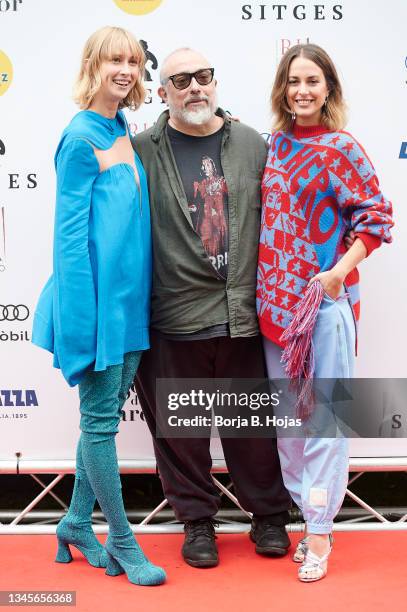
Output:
top-left (250, 516), bottom-right (290, 556)
top-left (182, 518), bottom-right (219, 568)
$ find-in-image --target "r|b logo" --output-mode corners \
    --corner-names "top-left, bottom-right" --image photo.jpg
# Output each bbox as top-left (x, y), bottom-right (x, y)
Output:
top-left (113, 0), bottom-right (163, 15)
top-left (0, 50), bottom-right (12, 96)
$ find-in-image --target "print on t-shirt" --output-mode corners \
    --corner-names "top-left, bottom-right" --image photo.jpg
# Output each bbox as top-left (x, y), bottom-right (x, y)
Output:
top-left (166, 124), bottom-right (229, 280)
top-left (189, 155), bottom-right (228, 278)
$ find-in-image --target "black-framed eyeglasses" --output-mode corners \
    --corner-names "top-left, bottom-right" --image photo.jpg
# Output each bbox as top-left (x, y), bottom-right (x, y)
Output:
top-left (163, 68), bottom-right (215, 90)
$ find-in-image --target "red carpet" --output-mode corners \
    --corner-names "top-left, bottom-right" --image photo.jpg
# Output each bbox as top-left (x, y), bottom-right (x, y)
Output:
top-left (1, 533), bottom-right (406, 611)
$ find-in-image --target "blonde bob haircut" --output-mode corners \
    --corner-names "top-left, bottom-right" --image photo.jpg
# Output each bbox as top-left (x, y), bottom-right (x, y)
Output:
top-left (271, 43), bottom-right (347, 133)
top-left (73, 26), bottom-right (146, 111)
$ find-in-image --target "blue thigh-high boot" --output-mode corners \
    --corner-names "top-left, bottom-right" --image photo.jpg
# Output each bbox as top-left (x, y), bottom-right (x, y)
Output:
top-left (55, 436), bottom-right (108, 567)
top-left (79, 351), bottom-right (166, 586)
top-left (55, 352), bottom-right (149, 569)
top-left (55, 352), bottom-right (142, 566)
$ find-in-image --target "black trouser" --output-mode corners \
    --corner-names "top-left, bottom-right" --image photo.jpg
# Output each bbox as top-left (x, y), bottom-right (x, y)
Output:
top-left (135, 331), bottom-right (291, 523)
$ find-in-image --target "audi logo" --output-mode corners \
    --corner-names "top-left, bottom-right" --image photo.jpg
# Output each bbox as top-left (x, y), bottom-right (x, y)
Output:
top-left (0, 304), bottom-right (30, 321)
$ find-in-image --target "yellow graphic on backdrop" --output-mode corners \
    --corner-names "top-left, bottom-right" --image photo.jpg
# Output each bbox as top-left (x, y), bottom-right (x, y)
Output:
top-left (0, 50), bottom-right (13, 96)
top-left (113, 0), bottom-right (163, 16)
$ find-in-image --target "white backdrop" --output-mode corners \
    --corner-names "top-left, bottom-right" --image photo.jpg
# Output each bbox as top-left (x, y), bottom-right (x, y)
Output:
top-left (1, 0), bottom-right (406, 462)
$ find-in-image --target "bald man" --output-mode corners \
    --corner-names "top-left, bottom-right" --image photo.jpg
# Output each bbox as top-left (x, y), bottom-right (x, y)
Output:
top-left (132, 48), bottom-right (291, 568)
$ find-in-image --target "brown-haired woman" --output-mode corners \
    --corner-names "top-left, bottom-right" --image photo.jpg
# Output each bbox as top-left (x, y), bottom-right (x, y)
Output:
top-left (257, 43), bottom-right (393, 581)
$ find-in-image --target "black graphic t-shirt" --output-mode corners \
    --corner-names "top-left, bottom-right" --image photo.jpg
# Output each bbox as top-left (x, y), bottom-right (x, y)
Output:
top-left (167, 124), bottom-right (229, 279)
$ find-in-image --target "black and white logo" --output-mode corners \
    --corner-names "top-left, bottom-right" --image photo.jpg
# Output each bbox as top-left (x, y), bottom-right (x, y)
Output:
top-left (241, 3), bottom-right (343, 21)
top-left (140, 40), bottom-right (158, 83)
top-left (0, 304), bottom-right (30, 321)
top-left (0, 1), bottom-right (22, 12)
top-left (0, 304), bottom-right (31, 341)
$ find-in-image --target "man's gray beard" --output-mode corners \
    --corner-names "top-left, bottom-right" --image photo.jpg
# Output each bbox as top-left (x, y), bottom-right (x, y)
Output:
top-left (169, 96), bottom-right (217, 126)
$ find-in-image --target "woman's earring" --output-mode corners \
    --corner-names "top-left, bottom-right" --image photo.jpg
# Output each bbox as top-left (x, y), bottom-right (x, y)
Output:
top-left (291, 111), bottom-right (296, 121)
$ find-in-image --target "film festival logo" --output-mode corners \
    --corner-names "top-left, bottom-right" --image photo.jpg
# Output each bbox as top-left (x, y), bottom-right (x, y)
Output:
top-left (0, 206), bottom-right (4, 272)
top-left (276, 36), bottom-right (311, 66)
top-left (127, 41), bottom-right (162, 136)
top-left (0, 48), bottom-right (13, 273)
top-left (0, 136), bottom-right (39, 272)
top-left (0, 137), bottom-right (5, 272)
top-left (113, 0), bottom-right (163, 16)
top-left (0, 0), bottom-right (22, 12)
top-left (400, 56), bottom-right (407, 159)
top-left (140, 40), bottom-right (158, 84)
top-left (259, 36), bottom-right (311, 143)
top-left (241, 3), bottom-right (343, 20)
top-left (121, 381), bottom-right (146, 425)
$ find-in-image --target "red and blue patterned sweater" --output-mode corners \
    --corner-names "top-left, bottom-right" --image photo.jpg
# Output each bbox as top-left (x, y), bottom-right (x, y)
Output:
top-left (257, 123), bottom-right (393, 347)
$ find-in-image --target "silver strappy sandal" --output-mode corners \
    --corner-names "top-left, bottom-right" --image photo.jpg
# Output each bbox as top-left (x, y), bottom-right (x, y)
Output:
top-left (298, 534), bottom-right (333, 583)
top-left (292, 536), bottom-right (310, 563)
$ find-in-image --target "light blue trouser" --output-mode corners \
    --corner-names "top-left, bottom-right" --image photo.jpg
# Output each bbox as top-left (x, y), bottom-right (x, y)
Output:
top-left (263, 291), bottom-right (355, 534)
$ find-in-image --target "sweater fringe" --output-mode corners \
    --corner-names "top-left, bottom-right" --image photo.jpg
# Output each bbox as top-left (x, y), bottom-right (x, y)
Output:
top-left (280, 281), bottom-right (324, 418)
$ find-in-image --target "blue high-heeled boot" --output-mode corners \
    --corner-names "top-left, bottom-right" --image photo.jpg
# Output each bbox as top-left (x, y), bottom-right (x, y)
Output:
top-left (79, 352), bottom-right (166, 586)
top-left (55, 436), bottom-right (108, 568)
top-left (104, 532), bottom-right (166, 586)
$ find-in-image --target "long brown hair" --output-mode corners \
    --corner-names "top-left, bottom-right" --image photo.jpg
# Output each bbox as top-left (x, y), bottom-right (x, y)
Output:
top-left (271, 43), bottom-right (347, 132)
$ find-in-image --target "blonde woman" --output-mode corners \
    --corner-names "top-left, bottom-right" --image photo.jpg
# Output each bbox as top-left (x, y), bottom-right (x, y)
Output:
top-left (32, 26), bottom-right (165, 586)
top-left (257, 43), bottom-right (393, 581)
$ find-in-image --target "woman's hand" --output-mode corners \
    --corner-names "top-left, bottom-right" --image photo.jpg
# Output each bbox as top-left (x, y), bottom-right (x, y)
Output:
top-left (344, 229), bottom-right (356, 250)
top-left (308, 238), bottom-right (368, 301)
top-left (308, 269), bottom-right (344, 301)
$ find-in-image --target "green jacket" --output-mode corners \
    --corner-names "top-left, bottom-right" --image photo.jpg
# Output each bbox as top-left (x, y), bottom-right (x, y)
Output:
top-left (132, 108), bottom-right (267, 337)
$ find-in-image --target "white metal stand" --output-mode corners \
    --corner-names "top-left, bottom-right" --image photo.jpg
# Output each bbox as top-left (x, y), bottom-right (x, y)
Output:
top-left (1, 458), bottom-right (406, 534)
